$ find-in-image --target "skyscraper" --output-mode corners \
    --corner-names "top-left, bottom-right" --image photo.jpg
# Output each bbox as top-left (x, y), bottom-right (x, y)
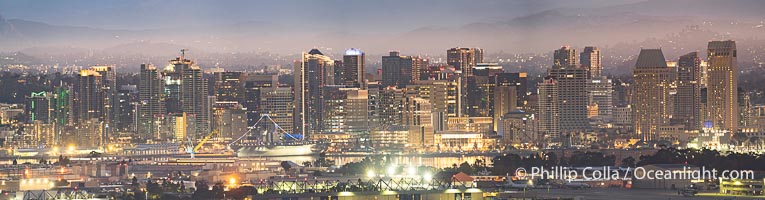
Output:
top-left (74, 69), bottom-right (104, 123)
top-left (260, 87), bottom-right (294, 134)
top-left (294, 49), bottom-right (334, 138)
top-left (170, 56), bottom-right (210, 138)
top-left (138, 64), bottom-right (165, 140)
top-left (382, 51), bottom-right (426, 88)
top-left (675, 52), bottom-right (702, 131)
top-left (242, 74), bottom-right (277, 126)
top-left (588, 76), bottom-right (614, 122)
top-left (26, 91), bottom-right (52, 123)
top-left (343, 48), bottom-right (366, 89)
top-left (706, 40), bottom-right (738, 132)
top-left (447, 47), bottom-right (483, 117)
top-left (548, 62), bottom-right (589, 132)
top-left (554, 46), bottom-right (578, 69)
top-left (447, 47), bottom-right (484, 77)
top-left (632, 49), bottom-right (675, 141)
top-left (580, 46), bottom-right (601, 78)
top-left (116, 85), bottom-right (137, 133)
top-left (537, 76), bottom-right (560, 140)
top-left (213, 71), bottom-right (243, 104)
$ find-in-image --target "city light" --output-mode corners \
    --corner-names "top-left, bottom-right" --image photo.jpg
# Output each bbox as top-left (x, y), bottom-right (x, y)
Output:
top-left (387, 165), bottom-right (397, 176)
top-left (407, 166), bottom-right (417, 176)
top-left (423, 172), bottom-right (433, 182)
top-left (366, 170), bottom-right (376, 178)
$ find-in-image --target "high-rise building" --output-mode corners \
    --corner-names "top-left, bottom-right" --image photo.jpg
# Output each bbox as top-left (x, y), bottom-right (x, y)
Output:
top-left (632, 49), bottom-right (675, 141)
top-left (241, 73), bottom-right (277, 126)
top-left (493, 85), bottom-right (517, 132)
top-left (554, 46), bottom-right (578, 69)
top-left (172, 56), bottom-right (210, 138)
top-left (537, 76), bottom-right (560, 140)
top-left (52, 85), bottom-right (72, 128)
top-left (213, 71), bottom-right (243, 104)
top-left (403, 97), bottom-right (435, 149)
top-left (378, 87), bottom-right (406, 126)
top-left (74, 69), bottom-right (104, 123)
top-left (138, 64), bottom-right (166, 140)
top-left (382, 51), bottom-right (427, 88)
top-left (588, 76), bottom-right (614, 122)
top-left (260, 87), bottom-right (294, 134)
top-left (495, 73), bottom-right (528, 108)
top-left (447, 47), bottom-right (483, 116)
top-left (116, 85), bottom-right (137, 133)
top-left (294, 49), bottom-right (334, 138)
top-left (322, 87), bottom-right (369, 142)
top-left (580, 46), bottom-right (601, 78)
top-left (26, 91), bottom-right (52, 123)
top-left (675, 52), bottom-right (702, 131)
top-left (343, 48), bottom-right (366, 89)
top-left (447, 47), bottom-right (484, 77)
top-left (406, 80), bottom-right (460, 131)
top-left (548, 67), bottom-right (589, 132)
top-left (706, 40), bottom-right (738, 132)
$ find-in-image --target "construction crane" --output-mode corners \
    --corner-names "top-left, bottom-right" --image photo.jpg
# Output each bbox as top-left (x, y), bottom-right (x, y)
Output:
top-left (185, 130), bottom-right (219, 159)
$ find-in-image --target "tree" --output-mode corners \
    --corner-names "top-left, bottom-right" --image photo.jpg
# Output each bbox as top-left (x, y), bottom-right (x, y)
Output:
top-left (131, 176), bottom-right (139, 187)
top-left (280, 161), bottom-right (292, 173)
top-left (621, 156), bottom-right (636, 167)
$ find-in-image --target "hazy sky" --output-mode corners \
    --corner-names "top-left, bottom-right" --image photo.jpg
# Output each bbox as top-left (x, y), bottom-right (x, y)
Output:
top-left (0, 0), bottom-right (643, 32)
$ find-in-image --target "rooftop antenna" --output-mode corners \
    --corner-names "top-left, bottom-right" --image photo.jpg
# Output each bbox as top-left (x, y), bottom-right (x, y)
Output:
top-left (180, 48), bottom-right (189, 60)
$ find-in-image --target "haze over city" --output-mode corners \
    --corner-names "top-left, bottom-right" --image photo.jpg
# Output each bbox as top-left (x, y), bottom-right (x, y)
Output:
top-left (2, 1), bottom-right (765, 199)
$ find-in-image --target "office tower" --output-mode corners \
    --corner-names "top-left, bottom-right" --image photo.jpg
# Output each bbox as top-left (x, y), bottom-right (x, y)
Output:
top-left (403, 97), bottom-right (435, 149)
top-left (76, 118), bottom-right (104, 147)
top-left (294, 49), bottom-right (334, 138)
top-left (241, 74), bottom-right (277, 126)
top-left (707, 40), bottom-right (738, 132)
top-left (366, 81), bottom-right (381, 129)
top-left (738, 87), bottom-right (754, 128)
top-left (407, 80), bottom-right (460, 131)
top-left (382, 51), bottom-right (425, 88)
top-left (26, 91), bottom-right (52, 123)
top-left (116, 85), bottom-right (137, 133)
top-left (466, 63), bottom-right (503, 119)
top-left (548, 66), bottom-right (589, 132)
top-left (212, 104), bottom-right (247, 141)
top-left (537, 76), bottom-right (560, 140)
top-left (90, 65), bottom-right (117, 125)
top-left (580, 46), bottom-right (601, 78)
top-left (632, 49), bottom-right (675, 141)
top-left (675, 52), bottom-right (702, 131)
top-left (74, 69), bottom-right (104, 123)
top-left (466, 75), bottom-right (494, 117)
top-left (343, 48), bottom-right (366, 88)
top-left (447, 47), bottom-right (484, 116)
top-left (260, 87), bottom-right (294, 134)
top-left (447, 47), bottom-right (484, 77)
top-left (378, 87), bottom-right (406, 126)
top-left (493, 85), bottom-right (517, 132)
top-left (554, 46), bottom-right (578, 69)
top-left (588, 76), bottom-right (614, 122)
top-left (173, 56), bottom-right (210, 138)
top-left (495, 73), bottom-right (528, 108)
top-left (138, 64), bottom-right (166, 140)
top-left (213, 71), bottom-right (243, 104)
top-left (322, 87), bottom-right (369, 142)
top-left (53, 85), bottom-right (72, 128)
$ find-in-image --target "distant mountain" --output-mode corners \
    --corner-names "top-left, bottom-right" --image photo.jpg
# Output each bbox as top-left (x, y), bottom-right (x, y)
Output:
top-left (0, 0), bottom-right (763, 56)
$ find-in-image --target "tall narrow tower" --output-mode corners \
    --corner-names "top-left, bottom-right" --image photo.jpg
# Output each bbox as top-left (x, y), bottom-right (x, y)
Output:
top-left (632, 49), bottom-right (675, 141)
top-left (706, 40), bottom-right (738, 132)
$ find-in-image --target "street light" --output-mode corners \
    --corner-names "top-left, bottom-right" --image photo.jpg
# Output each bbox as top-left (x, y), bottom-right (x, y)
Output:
top-left (423, 172), bottom-right (433, 182)
top-left (387, 165), bottom-right (397, 177)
